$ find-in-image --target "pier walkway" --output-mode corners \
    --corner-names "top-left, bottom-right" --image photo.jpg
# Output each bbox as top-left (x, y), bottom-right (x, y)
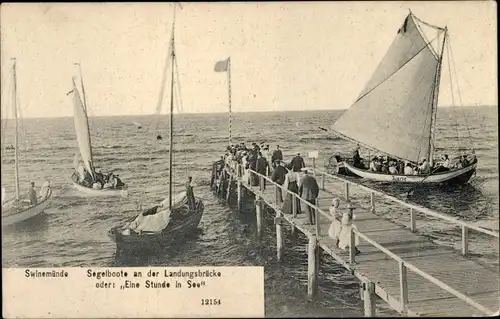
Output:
top-left (218, 160), bottom-right (499, 317)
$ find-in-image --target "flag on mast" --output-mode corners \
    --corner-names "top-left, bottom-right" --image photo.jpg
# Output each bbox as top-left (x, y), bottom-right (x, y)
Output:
top-left (214, 58), bottom-right (229, 72)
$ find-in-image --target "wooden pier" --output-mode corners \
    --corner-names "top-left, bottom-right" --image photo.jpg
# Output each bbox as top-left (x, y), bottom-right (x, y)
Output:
top-left (215, 160), bottom-right (499, 317)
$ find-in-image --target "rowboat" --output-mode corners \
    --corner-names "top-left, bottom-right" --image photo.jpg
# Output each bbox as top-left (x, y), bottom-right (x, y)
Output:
top-left (109, 4), bottom-right (204, 254)
top-left (1, 59), bottom-right (53, 227)
top-left (329, 11), bottom-right (477, 185)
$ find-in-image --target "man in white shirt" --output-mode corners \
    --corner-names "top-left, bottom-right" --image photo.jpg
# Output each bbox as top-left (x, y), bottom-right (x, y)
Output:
top-left (403, 162), bottom-right (413, 175)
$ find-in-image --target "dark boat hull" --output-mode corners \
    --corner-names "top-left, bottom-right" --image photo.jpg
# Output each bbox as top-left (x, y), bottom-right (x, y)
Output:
top-left (108, 199), bottom-right (204, 254)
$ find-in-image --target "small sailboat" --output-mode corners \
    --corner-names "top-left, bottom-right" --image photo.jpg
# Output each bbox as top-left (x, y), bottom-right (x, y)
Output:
top-left (2, 59), bottom-right (52, 227)
top-left (330, 11), bottom-right (477, 185)
top-left (108, 5), bottom-right (204, 253)
top-left (69, 64), bottom-right (128, 196)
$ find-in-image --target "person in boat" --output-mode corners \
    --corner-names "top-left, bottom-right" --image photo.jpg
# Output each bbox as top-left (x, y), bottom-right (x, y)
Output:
top-left (369, 157), bottom-right (378, 172)
top-left (388, 161), bottom-right (398, 175)
top-left (459, 155), bottom-right (469, 168)
top-left (282, 168), bottom-right (301, 215)
top-left (352, 149), bottom-right (365, 169)
top-left (40, 181), bottom-right (51, 201)
top-left (271, 145), bottom-right (284, 169)
top-left (290, 153), bottom-right (305, 172)
top-left (95, 169), bottom-right (106, 185)
top-left (419, 159), bottom-right (431, 174)
top-left (404, 161), bottom-right (413, 175)
top-left (185, 176), bottom-right (195, 210)
top-left (28, 181), bottom-right (37, 206)
top-left (337, 203), bottom-right (360, 255)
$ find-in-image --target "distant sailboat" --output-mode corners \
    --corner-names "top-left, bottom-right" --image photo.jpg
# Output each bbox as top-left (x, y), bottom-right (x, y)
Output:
top-left (2, 59), bottom-right (52, 227)
top-left (69, 64), bottom-right (128, 196)
top-left (330, 11), bottom-right (477, 185)
top-left (108, 4), bottom-right (204, 253)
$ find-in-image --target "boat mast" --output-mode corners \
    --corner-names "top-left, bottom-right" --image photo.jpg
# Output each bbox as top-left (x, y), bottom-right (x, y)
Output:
top-left (227, 57), bottom-right (232, 146)
top-left (168, 7), bottom-right (177, 212)
top-left (75, 62), bottom-right (95, 178)
top-left (12, 58), bottom-right (20, 200)
top-left (428, 26), bottom-right (447, 167)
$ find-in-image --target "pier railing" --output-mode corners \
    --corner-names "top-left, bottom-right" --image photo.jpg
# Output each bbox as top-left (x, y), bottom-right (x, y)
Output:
top-left (224, 160), bottom-right (497, 316)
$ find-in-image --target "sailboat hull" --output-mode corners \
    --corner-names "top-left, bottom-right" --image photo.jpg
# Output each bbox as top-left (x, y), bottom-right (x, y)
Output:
top-left (2, 194), bottom-right (52, 227)
top-left (342, 161), bottom-right (477, 185)
top-left (108, 198), bottom-right (204, 254)
top-left (72, 181), bottom-right (128, 197)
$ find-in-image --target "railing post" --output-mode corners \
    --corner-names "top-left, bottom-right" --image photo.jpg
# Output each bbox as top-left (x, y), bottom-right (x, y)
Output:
top-left (315, 201), bottom-right (320, 237)
top-left (363, 281), bottom-right (376, 317)
top-left (321, 172), bottom-right (325, 191)
top-left (345, 182), bottom-right (350, 201)
top-left (462, 225), bottom-right (469, 256)
top-left (307, 236), bottom-right (318, 299)
top-left (349, 228), bottom-right (356, 264)
top-left (399, 261), bottom-right (408, 314)
top-left (259, 175), bottom-right (264, 192)
top-left (276, 209), bottom-right (284, 262)
top-left (237, 181), bottom-right (242, 211)
top-left (256, 197), bottom-right (263, 238)
top-left (410, 208), bottom-right (417, 233)
top-left (292, 193), bottom-right (297, 218)
top-left (274, 184), bottom-right (279, 205)
top-left (370, 191), bottom-right (375, 213)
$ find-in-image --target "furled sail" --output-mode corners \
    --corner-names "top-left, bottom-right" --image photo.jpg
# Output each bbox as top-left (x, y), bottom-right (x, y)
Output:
top-left (331, 13), bottom-right (441, 163)
top-left (72, 79), bottom-right (94, 179)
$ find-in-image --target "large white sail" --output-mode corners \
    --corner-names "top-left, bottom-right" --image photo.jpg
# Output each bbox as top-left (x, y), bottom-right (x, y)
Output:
top-left (331, 14), bottom-right (442, 163)
top-left (72, 79), bottom-right (94, 179)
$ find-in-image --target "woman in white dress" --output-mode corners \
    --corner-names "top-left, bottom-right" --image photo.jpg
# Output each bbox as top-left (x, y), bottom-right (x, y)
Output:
top-left (337, 203), bottom-right (361, 255)
top-left (328, 198), bottom-right (342, 247)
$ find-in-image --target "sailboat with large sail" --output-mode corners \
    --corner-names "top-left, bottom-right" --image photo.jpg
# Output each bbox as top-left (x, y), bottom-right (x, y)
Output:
top-left (69, 64), bottom-right (128, 196)
top-left (108, 5), bottom-right (205, 253)
top-left (330, 11), bottom-right (477, 185)
top-left (2, 59), bottom-right (53, 227)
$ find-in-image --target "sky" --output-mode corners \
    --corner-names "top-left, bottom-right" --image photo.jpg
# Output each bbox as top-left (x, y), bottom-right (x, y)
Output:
top-left (0, 1), bottom-right (497, 118)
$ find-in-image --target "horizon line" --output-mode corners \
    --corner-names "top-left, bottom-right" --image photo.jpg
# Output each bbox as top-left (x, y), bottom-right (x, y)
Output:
top-left (2, 104), bottom-right (496, 120)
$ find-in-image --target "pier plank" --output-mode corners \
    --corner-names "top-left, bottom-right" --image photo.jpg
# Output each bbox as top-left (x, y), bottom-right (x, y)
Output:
top-left (225, 167), bottom-right (499, 317)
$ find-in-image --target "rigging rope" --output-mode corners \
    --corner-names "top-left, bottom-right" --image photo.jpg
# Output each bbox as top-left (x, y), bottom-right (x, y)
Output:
top-left (447, 32), bottom-right (475, 153)
top-left (445, 31), bottom-right (461, 152)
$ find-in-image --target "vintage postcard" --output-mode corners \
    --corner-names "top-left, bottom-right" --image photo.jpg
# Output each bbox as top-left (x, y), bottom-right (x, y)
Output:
top-left (1, 1), bottom-right (498, 318)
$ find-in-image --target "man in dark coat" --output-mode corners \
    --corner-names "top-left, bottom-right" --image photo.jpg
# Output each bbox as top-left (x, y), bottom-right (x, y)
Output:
top-left (271, 160), bottom-right (287, 203)
top-left (290, 153), bottom-right (305, 172)
top-left (271, 145), bottom-right (283, 169)
top-left (299, 168), bottom-right (319, 225)
top-left (256, 152), bottom-right (269, 190)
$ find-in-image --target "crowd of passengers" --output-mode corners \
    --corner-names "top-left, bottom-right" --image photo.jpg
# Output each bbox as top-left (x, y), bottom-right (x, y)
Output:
top-left (73, 163), bottom-right (125, 189)
top-left (351, 149), bottom-right (477, 175)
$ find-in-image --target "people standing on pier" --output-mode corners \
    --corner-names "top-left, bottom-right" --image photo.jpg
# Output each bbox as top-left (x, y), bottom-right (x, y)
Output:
top-left (271, 145), bottom-right (283, 169)
top-left (299, 168), bottom-right (319, 225)
top-left (271, 160), bottom-right (287, 203)
top-left (290, 153), bottom-right (305, 172)
top-left (256, 152), bottom-right (269, 189)
top-left (282, 168), bottom-right (301, 215)
top-left (328, 198), bottom-right (342, 247)
top-left (338, 203), bottom-right (360, 255)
